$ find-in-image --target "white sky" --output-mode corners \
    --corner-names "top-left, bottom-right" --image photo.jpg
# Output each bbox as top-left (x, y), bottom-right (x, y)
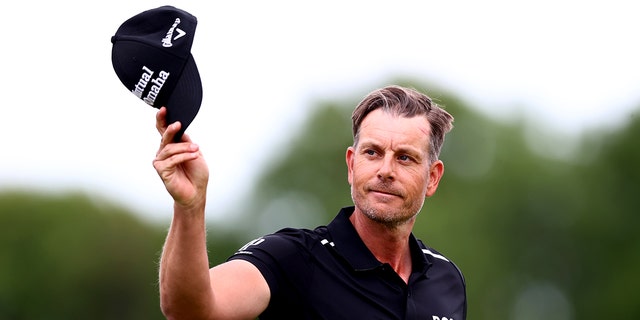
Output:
top-left (2, 0), bottom-right (639, 222)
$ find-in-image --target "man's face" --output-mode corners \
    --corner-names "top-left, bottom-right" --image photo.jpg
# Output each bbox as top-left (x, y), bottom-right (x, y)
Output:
top-left (347, 109), bottom-right (444, 227)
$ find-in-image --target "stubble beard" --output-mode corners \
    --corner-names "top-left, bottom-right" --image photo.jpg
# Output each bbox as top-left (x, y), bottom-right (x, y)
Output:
top-left (350, 185), bottom-right (425, 229)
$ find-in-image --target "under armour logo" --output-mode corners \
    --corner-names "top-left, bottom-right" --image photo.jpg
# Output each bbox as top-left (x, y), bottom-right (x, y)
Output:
top-left (433, 317), bottom-right (453, 320)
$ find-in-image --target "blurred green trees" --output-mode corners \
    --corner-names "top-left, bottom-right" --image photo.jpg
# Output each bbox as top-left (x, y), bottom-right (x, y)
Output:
top-left (0, 191), bottom-right (245, 319)
top-left (1, 80), bottom-right (638, 318)
top-left (0, 192), bottom-right (167, 319)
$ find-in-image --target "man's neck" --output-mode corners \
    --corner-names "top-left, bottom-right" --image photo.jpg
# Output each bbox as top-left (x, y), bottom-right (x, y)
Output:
top-left (349, 210), bottom-right (415, 283)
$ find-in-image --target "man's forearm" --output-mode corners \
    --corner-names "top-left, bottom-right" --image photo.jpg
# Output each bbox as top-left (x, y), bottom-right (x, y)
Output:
top-left (159, 202), bottom-right (213, 319)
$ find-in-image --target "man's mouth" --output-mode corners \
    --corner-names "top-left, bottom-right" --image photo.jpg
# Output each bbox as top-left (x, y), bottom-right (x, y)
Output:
top-left (368, 187), bottom-right (401, 198)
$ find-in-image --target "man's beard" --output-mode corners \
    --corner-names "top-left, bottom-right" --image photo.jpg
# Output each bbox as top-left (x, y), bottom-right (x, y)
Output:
top-left (351, 183), bottom-right (425, 229)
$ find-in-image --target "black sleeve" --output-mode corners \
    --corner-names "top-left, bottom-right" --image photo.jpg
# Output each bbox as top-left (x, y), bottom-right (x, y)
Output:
top-left (227, 228), bottom-right (315, 305)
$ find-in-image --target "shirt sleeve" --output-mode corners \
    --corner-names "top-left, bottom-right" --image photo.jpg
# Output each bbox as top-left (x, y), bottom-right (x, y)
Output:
top-left (227, 228), bottom-right (315, 301)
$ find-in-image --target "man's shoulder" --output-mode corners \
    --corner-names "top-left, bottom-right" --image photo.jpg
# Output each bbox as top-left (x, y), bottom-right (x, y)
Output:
top-left (416, 239), bottom-right (466, 285)
top-left (416, 240), bottom-right (451, 263)
top-left (271, 226), bottom-right (329, 246)
top-left (230, 226), bottom-right (328, 258)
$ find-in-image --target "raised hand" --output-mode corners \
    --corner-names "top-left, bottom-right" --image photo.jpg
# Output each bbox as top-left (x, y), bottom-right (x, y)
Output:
top-left (153, 107), bottom-right (209, 209)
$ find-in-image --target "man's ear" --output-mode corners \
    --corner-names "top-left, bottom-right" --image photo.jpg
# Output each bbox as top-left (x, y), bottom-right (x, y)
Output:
top-left (346, 146), bottom-right (355, 186)
top-left (425, 160), bottom-right (444, 198)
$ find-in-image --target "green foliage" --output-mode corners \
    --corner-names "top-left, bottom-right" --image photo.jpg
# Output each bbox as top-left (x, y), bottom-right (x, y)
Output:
top-left (0, 191), bottom-right (166, 320)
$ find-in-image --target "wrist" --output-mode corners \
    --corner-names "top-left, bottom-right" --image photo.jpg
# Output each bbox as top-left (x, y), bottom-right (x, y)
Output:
top-left (173, 195), bottom-right (207, 216)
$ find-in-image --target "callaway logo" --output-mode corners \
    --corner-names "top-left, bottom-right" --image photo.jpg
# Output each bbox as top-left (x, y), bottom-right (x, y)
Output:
top-left (162, 18), bottom-right (186, 48)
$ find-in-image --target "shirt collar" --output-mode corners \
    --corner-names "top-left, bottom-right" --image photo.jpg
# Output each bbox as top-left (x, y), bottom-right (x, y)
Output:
top-left (326, 206), bottom-right (431, 273)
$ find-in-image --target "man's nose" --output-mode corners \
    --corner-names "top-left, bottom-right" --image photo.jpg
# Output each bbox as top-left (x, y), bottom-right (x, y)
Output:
top-left (377, 155), bottom-right (395, 180)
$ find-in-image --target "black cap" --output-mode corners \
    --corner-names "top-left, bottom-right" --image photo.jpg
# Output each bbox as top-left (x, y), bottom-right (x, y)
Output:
top-left (111, 6), bottom-right (202, 141)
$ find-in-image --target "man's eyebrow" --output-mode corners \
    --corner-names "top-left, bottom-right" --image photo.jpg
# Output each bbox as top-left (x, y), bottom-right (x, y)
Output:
top-left (358, 140), bottom-right (424, 157)
top-left (358, 140), bottom-right (376, 147)
top-left (356, 140), bottom-right (381, 150)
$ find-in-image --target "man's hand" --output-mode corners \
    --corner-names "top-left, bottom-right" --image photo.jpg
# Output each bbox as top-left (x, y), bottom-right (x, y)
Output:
top-left (153, 107), bottom-right (209, 209)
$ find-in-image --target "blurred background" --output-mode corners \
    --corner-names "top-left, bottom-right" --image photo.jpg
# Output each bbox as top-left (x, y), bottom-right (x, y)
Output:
top-left (1, 1), bottom-right (639, 319)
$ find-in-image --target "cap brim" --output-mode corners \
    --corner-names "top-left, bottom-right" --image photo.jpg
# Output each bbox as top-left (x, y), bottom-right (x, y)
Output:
top-left (165, 54), bottom-right (203, 142)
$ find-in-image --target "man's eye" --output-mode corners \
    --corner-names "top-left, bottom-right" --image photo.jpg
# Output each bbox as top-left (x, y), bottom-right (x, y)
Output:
top-left (365, 150), bottom-right (376, 156)
top-left (398, 155), bottom-right (411, 161)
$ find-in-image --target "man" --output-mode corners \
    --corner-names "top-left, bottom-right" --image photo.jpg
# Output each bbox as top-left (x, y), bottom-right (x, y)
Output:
top-left (154, 85), bottom-right (467, 319)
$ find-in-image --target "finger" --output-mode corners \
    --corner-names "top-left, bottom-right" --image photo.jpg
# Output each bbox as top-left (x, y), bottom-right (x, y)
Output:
top-left (154, 145), bottom-right (199, 166)
top-left (153, 143), bottom-right (200, 175)
top-left (156, 107), bottom-right (168, 135)
top-left (155, 140), bottom-right (199, 161)
top-left (159, 121), bottom-right (182, 150)
top-left (180, 132), bottom-right (193, 143)
top-left (153, 150), bottom-right (200, 180)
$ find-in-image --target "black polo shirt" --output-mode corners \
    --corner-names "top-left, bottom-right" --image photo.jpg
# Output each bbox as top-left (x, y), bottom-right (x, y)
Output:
top-left (228, 206), bottom-right (467, 319)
